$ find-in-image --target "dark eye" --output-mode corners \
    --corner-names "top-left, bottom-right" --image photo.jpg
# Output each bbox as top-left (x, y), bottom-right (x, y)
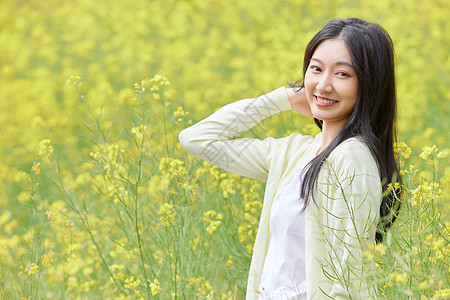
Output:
top-left (337, 72), bottom-right (350, 77)
top-left (310, 66), bottom-right (321, 72)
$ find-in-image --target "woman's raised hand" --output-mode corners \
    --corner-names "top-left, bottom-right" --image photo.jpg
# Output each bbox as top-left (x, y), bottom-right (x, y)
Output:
top-left (286, 88), bottom-right (313, 117)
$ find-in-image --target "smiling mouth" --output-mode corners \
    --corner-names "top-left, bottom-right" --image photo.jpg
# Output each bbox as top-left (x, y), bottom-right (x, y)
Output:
top-left (315, 96), bottom-right (338, 106)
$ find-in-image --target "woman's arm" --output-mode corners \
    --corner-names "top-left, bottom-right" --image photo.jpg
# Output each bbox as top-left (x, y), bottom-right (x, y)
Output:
top-left (319, 139), bottom-right (381, 298)
top-left (179, 87), bottom-right (293, 180)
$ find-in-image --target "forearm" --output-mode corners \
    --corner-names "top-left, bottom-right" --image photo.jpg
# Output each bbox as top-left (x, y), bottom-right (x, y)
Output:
top-left (178, 87), bottom-right (292, 179)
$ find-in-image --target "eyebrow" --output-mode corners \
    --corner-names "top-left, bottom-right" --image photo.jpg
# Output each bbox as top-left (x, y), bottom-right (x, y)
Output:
top-left (310, 57), bottom-right (354, 69)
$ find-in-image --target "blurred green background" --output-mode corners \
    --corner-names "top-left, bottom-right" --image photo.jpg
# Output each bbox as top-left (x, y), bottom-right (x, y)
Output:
top-left (0, 0), bottom-right (449, 298)
top-left (1, 0), bottom-right (448, 161)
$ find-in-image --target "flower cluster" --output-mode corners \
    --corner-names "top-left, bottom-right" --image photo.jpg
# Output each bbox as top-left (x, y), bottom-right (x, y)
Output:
top-left (37, 139), bottom-right (54, 160)
top-left (19, 263), bottom-right (39, 277)
top-left (158, 203), bottom-right (177, 226)
top-left (204, 210), bottom-right (223, 235)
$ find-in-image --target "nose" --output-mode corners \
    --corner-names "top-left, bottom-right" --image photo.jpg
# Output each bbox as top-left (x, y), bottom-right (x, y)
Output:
top-left (316, 75), bottom-right (333, 94)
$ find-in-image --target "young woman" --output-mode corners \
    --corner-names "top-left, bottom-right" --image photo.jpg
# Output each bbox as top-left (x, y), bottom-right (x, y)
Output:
top-left (179, 18), bottom-right (401, 299)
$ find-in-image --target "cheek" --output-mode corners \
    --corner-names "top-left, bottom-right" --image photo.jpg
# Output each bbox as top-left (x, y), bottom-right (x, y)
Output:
top-left (303, 70), bottom-right (312, 87)
top-left (338, 81), bottom-right (358, 100)
top-left (346, 86), bottom-right (358, 112)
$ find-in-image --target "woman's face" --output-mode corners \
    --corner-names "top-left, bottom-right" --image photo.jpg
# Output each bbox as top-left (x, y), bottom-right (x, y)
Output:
top-left (304, 38), bottom-right (359, 132)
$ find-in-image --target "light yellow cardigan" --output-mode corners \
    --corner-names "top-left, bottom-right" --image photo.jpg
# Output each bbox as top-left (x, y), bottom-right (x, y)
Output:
top-left (179, 87), bottom-right (381, 299)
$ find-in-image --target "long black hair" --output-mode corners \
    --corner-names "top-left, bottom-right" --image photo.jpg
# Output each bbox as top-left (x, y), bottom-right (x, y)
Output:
top-left (290, 18), bottom-right (402, 243)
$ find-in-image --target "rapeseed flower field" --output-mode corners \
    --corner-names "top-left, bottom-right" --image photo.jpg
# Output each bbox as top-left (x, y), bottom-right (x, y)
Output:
top-left (0, 0), bottom-right (448, 299)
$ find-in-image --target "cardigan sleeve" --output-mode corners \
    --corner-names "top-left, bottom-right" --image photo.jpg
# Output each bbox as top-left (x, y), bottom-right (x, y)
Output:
top-left (178, 87), bottom-right (292, 181)
top-left (317, 139), bottom-right (381, 299)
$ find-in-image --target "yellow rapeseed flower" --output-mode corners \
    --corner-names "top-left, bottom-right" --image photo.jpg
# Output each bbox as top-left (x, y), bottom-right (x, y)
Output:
top-left (41, 250), bottom-right (55, 266)
top-left (19, 263), bottom-right (40, 276)
top-left (38, 139), bottom-right (54, 160)
top-left (393, 141), bottom-right (412, 159)
top-left (124, 276), bottom-right (141, 289)
top-left (66, 75), bottom-right (81, 88)
top-left (17, 191), bottom-right (31, 204)
top-left (159, 157), bottom-right (186, 179)
top-left (0, 211), bottom-right (11, 226)
top-left (32, 161), bottom-right (41, 175)
top-left (131, 124), bottom-right (147, 141)
top-left (45, 210), bottom-right (56, 220)
top-left (374, 243), bottom-right (387, 256)
top-left (204, 210), bottom-right (223, 235)
top-left (430, 288), bottom-right (450, 299)
top-left (387, 182), bottom-right (400, 192)
top-left (389, 272), bottom-right (408, 284)
top-left (190, 236), bottom-right (201, 250)
top-left (158, 203), bottom-right (176, 226)
top-left (226, 255), bottom-right (233, 266)
top-left (419, 144), bottom-right (439, 161)
top-left (150, 279), bottom-right (160, 296)
top-left (419, 281), bottom-right (428, 289)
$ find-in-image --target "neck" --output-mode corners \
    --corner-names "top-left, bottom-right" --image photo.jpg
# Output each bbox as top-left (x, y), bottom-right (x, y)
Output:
top-left (320, 120), bottom-right (347, 150)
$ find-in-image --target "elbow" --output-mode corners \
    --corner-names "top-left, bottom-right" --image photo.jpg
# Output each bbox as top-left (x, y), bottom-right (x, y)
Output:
top-left (178, 128), bottom-right (190, 151)
top-left (178, 127), bottom-right (198, 154)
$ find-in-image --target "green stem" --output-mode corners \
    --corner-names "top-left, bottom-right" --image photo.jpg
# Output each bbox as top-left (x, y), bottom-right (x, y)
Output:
top-left (161, 93), bottom-right (170, 157)
top-left (55, 164), bottom-right (125, 295)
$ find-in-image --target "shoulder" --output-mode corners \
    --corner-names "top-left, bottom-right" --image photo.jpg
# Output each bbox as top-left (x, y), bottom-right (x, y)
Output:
top-left (330, 136), bottom-right (375, 162)
top-left (328, 136), bottom-right (380, 178)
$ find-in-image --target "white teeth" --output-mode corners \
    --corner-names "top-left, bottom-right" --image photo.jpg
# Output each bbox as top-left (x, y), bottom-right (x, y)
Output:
top-left (316, 96), bottom-right (336, 104)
